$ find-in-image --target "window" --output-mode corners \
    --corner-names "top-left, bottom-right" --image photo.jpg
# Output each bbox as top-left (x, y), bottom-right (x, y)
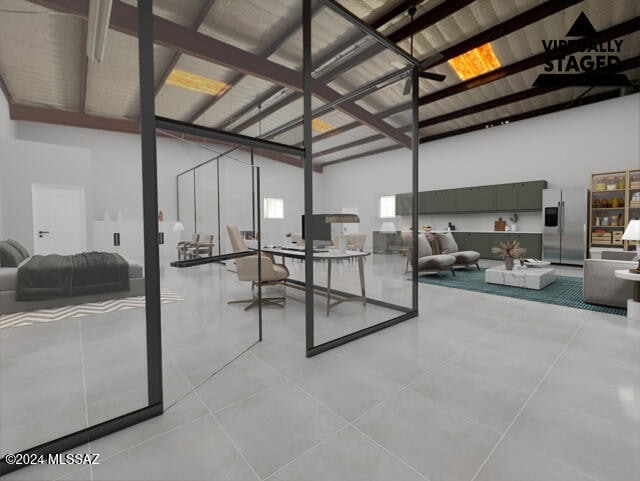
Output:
top-left (379, 195), bottom-right (396, 218)
top-left (264, 197), bottom-right (284, 219)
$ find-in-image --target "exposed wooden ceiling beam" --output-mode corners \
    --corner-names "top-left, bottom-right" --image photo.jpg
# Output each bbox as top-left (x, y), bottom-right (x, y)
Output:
top-left (185, 2), bottom-right (323, 124)
top-left (235, 0), bottom-right (474, 136)
top-left (417, 55), bottom-right (640, 130)
top-left (25, 0), bottom-right (411, 148)
top-left (321, 144), bottom-right (402, 168)
top-left (419, 89), bottom-right (622, 144)
top-left (417, 17), bottom-right (639, 108)
top-left (369, 1), bottom-right (417, 29)
top-left (314, 134), bottom-right (384, 158)
top-left (9, 103), bottom-right (317, 170)
top-left (154, 0), bottom-right (219, 96)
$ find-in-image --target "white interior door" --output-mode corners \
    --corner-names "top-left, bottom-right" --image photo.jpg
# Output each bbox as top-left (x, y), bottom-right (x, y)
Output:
top-left (32, 184), bottom-right (86, 255)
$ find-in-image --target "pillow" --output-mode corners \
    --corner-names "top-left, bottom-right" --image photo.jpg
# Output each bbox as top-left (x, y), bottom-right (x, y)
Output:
top-left (435, 232), bottom-right (459, 254)
top-left (416, 234), bottom-right (432, 258)
top-left (0, 241), bottom-right (24, 267)
top-left (6, 239), bottom-right (30, 260)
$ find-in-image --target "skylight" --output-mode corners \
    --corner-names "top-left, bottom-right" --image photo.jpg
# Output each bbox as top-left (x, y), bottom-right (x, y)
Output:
top-left (448, 43), bottom-right (501, 81)
top-left (166, 69), bottom-right (230, 96)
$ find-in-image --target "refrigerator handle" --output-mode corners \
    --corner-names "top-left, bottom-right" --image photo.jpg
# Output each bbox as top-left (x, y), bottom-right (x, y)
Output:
top-left (561, 201), bottom-right (565, 234)
top-left (557, 201), bottom-right (562, 233)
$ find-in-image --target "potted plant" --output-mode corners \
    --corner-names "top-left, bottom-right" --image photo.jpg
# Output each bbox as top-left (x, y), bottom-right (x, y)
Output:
top-left (509, 213), bottom-right (519, 232)
top-left (491, 240), bottom-right (526, 270)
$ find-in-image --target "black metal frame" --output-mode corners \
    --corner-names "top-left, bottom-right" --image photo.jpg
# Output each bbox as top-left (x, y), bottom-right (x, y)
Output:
top-left (303, 0), bottom-right (419, 358)
top-left (1, 1), bottom-right (164, 474)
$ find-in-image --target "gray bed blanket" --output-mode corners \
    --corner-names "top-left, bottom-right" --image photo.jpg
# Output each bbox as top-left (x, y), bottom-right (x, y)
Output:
top-left (16, 252), bottom-right (130, 301)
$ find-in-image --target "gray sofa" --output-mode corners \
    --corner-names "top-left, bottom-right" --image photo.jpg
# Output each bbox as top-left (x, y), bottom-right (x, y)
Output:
top-left (583, 251), bottom-right (636, 308)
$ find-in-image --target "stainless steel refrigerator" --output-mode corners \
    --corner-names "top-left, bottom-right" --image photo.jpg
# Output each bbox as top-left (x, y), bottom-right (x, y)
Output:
top-left (542, 187), bottom-right (588, 265)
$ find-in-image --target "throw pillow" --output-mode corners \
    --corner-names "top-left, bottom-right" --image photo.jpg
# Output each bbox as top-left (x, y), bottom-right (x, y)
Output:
top-left (435, 232), bottom-right (459, 254)
top-left (416, 234), bottom-right (432, 258)
top-left (0, 241), bottom-right (24, 267)
top-left (6, 239), bottom-right (30, 260)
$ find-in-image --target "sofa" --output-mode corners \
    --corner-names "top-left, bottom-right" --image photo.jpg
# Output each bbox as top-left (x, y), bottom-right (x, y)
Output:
top-left (416, 233), bottom-right (456, 278)
top-left (583, 251), bottom-right (636, 308)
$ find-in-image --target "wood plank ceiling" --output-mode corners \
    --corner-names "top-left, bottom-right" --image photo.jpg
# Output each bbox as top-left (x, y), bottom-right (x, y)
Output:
top-left (0, 0), bottom-right (638, 169)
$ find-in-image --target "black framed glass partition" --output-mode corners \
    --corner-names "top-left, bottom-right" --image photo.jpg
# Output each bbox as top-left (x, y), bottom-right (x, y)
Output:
top-left (302, 0), bottom-right (419, 356)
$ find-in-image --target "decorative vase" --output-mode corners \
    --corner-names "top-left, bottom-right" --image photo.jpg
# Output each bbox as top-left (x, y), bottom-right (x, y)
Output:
top-left (504, 257), bottom-right (515, 270)
top-left (511, 222), bottom-right (518, 232)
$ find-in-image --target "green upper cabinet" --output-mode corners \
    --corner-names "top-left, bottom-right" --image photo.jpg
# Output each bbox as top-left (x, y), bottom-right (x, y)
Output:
top-left (516, 180), bottom-right (547, 211)
top-left (395, 193), bottom-right (412, 215)
top-left (495, 184), bottom-right (518, 211)
top-left (406, 180), bottom-right (546, 215)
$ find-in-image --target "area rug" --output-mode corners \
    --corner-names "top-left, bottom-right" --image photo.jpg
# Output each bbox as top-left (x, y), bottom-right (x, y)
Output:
top-left (0, 288), bottom-right (183, 330)
top-left (418, 268), bottom-right (626, 316)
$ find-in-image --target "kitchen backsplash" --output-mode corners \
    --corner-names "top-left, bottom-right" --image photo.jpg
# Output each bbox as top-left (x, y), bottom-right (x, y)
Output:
top-left (397, 211), bottom-right (543, 233)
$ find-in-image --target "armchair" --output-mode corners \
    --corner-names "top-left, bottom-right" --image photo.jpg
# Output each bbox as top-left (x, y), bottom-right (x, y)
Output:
top-left (186, 234), bottom-right (214, 259)
top-left (226, 226), bottom-right (289, 310)
top-left (177, 234), bottom-right (199, 260)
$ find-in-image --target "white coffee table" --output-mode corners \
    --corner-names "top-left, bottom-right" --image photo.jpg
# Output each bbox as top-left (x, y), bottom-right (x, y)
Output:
top-left (485, 265), bottom-right (556, 290)
top-left (614, 269), bottom-right (640, 321)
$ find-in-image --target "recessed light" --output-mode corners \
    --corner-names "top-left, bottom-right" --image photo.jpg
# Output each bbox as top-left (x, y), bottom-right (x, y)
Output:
top-left (166, 69), bottom-right (230, 96)
top-left (448, 43), bottom-right (501, 81)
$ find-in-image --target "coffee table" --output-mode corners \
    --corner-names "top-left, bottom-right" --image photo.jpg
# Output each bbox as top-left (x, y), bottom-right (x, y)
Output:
top-left (485, 265), bottom-right (555, 290)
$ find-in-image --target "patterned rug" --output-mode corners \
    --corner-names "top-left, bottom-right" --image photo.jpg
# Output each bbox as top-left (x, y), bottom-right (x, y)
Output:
top-left (0, 288), bottom-right (183, 330)
top-left (418, 268), bottom-right (626, 316)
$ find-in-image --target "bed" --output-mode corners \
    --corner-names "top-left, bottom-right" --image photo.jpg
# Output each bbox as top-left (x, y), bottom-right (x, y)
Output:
top-left (0, 239), bottom-right (145, 315)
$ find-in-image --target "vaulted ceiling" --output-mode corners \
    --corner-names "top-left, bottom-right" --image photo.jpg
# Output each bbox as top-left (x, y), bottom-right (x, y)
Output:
top-left (0, 0), bottom-right (638, 169)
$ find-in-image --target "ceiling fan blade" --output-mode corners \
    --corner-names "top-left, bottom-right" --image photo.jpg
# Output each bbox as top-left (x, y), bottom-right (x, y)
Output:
top-left (419, 71), bottom-right (446, 82)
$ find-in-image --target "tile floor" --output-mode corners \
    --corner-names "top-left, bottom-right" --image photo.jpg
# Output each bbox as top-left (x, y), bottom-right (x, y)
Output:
top-left (2, 256), bottom-right (639, 481)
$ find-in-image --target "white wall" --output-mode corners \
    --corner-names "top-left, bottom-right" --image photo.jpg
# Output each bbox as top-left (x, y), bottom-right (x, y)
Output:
top-left (14, 122), bottom-right (210, 224)
top-left (11, 121), bottom-right (307, 251)
top-left (320, 93), bottom-right (640, 239)
top-left (0, 139), bottom-right (92, 252)
top-left (0, 90), bottom-right (15, 238)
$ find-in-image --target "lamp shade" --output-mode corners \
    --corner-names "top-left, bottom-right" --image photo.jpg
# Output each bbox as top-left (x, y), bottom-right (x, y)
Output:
top-left (173, 221), bottom-right (185, 232)
top-left (621, 220), bottom-right (640, 240)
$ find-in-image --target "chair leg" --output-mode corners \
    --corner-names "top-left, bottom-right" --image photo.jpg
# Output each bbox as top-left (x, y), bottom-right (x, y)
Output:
top-left (476, 263), bottom-right (480, 271)
top-left (451, 268), bottom-right (456, 277)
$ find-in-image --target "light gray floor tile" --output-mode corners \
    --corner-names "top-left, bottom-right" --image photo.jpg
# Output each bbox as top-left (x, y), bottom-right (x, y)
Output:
top-left (410, 364), bottom-right (529, 433)
top-left (355, 389), bottom-right (499, 481)
top-left (475, 437), bottom-right (594, 481)
top-left (535, 367), bottom-right (640, 435)
top-left (214, 382), bottom-right (345, 479)
top-left (89, 393), bottom-right (208, 459)
top-left (345, 341), bottom-right (440, 386)
top-left (1, 405), bottom-right (87, 457)
top-left (507, 396), bottom-right (640, 481)
top-left (252, 340), bottom-right (340, 379)
top-left (56, 467), bottom-right (91, 480)
top-left (473, 329), bottom-right (566, 366)
top-left (269, 426), bottom-right (426, 481)
top-left (92, 416), bottom-right (257, 481)
top-left (196, 353), bottom-right (286, 412)
top-left (450, 341), bottom-right (552, 392)
top-left (293, 358), bottom-right (402, 421)
top-left (0, 445), bottom-right (92, 481)
top-left (555, 343), bottom-right (640, 387)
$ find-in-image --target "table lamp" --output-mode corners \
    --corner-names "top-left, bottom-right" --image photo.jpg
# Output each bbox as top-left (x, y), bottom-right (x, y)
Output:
top-left (621, 219), bottom-right (640, 273)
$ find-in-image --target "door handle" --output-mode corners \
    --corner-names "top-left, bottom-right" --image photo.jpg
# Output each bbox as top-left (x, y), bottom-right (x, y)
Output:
top-left (38, 230), bottom-right (50, 238)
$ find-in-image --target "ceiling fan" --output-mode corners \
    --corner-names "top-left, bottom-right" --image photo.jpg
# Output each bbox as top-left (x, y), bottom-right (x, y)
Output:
top-left (402, 4), bottom-right (446, 95)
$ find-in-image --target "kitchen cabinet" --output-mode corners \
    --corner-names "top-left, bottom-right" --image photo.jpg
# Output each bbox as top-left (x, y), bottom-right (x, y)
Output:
top-left (517, 181), bottom-right (546, 210)
top-left (410, 181), bottom-right (546, 215)
top-left (395, 193), bottom-right (412, 215)
top-left (372, 231), bottom-right (403, 254)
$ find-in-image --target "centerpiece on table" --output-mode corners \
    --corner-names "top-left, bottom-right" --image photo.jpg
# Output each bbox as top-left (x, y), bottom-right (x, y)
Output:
top-left (491, 239), bottom-right (526, 271)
